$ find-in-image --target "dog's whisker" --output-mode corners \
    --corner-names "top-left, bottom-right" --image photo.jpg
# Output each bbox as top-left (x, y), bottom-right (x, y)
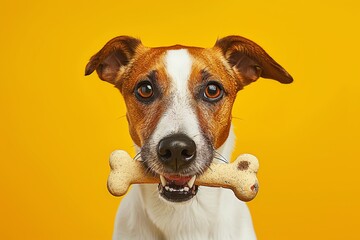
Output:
top-left (133, 151), bottom-right (143, 161)
top-left (143, 165), bottom-right (153, 176)
top-left (142, 159), bottom-right (163, 177)
top-left (116, 115), bottom-right (127, 120)
top-left (191, 133), bottom-right (201, 139)
top-left (135, 156), bottom-right (143, 162)
top-left (214, 156), bottom-right (228, 163)
top-left (214, 157), bottom-right (229, 163)
top-left (231, 116), bottom-right (244, 120)
top-left (214, 151), bottom-right (229, 163)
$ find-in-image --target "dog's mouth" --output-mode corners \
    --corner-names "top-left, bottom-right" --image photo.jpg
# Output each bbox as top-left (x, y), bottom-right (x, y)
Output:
top-left (158, 175), bottom-right (198, 202)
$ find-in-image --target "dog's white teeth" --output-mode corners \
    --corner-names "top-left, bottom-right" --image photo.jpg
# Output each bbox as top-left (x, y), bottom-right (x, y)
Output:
top-left (187, 175), bottom-right (196, 188)
top-left (160, 175), bottom-right (196, 193)
top-left (162, 186), bottom-right (191, 192)
top-left (160, 175), bottom-right (167, 187)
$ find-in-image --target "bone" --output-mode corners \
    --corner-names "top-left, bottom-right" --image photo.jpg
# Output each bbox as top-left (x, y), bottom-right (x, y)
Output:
top-left (107, 150), bottom-right (259, 202)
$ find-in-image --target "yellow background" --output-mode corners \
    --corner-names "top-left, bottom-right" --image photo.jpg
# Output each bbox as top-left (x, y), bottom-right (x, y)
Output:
top-left (1, 0), bottom-right (359, 239)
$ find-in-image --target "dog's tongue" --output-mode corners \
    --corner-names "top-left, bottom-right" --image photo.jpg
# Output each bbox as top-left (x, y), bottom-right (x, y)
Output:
top-left (165, 175), bottom-right (192, 186)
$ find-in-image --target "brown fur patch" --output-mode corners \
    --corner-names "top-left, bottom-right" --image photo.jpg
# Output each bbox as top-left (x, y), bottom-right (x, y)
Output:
top-left (187, 48), bottom-right (240, 149)
top-left (118, 48), bottom-right (170, 146)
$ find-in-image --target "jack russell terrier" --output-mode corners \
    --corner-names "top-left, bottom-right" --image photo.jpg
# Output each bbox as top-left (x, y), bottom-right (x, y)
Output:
top-left (85, 35), bottom-right (293, 239)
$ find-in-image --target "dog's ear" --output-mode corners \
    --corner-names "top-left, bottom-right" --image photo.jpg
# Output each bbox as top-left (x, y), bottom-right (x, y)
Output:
top-left (85, 36), bottom-right (142, 84)
top-left (214, 35), bottom-right (293, 86)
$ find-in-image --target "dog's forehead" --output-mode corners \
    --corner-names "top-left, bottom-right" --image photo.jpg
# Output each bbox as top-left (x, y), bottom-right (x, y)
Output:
top-left (120, 45), bottom-right (236, 93)
top-left (163, 49), bottom-right (192, 89)
top-left (160, 46), bottom-right (227, 71)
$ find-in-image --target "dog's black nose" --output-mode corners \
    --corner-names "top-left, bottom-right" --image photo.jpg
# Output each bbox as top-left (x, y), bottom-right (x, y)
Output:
top-left (157, 134), bottom-right (196, 171)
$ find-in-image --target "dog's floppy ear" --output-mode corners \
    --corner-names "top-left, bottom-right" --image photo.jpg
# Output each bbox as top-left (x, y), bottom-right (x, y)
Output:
top-left (214, 35), bottom-right (293, 86)
top-left (85, 36), bottom-right (142, 84)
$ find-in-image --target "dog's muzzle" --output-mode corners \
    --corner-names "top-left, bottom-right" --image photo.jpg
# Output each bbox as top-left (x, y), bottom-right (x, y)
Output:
top-left (157, 134), bottom-right (199, 202)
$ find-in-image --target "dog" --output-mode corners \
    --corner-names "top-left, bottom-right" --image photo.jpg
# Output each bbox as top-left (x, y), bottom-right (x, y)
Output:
top-left (85, 35), bottom-right (293, 239)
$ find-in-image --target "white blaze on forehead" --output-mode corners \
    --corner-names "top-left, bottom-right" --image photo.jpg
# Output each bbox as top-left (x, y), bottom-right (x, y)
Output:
top-left (165, 49), bottom-right (192, 91)
top-left (150, 49), bottom-right (202, 143)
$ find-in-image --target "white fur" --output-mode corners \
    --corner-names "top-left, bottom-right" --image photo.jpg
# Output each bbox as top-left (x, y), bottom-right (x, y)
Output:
top-left (113, 49), bottom-right (256, 239)
top-left (151, 49), bottom-right (201, 145)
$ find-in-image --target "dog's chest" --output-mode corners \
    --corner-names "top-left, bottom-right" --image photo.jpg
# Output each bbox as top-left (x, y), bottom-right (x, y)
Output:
top-left (140, 185), bottom-right (225, 238)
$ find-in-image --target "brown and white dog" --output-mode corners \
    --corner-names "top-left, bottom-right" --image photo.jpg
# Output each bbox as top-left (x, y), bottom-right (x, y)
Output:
top-left (85, 35), bottom-right (293, 239)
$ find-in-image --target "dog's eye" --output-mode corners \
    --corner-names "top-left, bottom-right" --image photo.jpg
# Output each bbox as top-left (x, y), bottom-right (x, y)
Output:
top-left (204, 83), bottom-right (223, 101)
top-left (136, 81), bottom-right (154, 100)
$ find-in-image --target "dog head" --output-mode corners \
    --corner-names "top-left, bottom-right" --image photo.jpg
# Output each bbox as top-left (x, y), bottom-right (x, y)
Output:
top-left (85, 36), bottom-right (292, 202)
